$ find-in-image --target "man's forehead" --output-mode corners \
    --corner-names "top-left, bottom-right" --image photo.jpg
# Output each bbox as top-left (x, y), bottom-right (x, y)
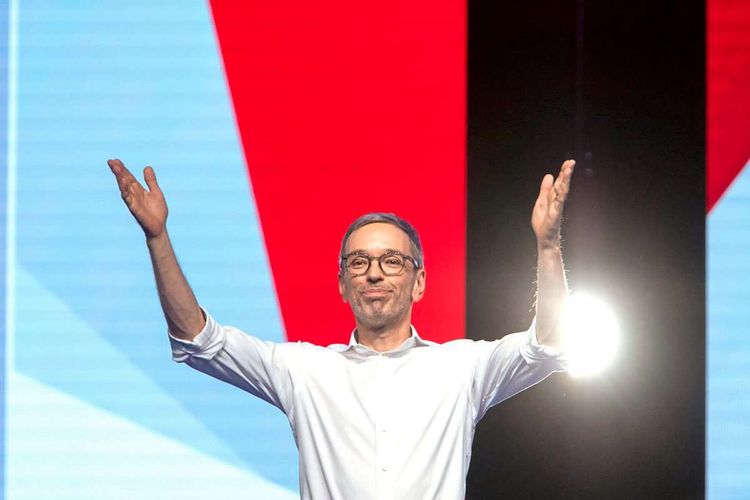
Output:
top-left (345, 222), bottom-right (411, 253)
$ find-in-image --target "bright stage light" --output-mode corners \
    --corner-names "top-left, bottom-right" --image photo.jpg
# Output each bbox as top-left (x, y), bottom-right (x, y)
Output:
top-left (560, 293), bottom-right (620, 378)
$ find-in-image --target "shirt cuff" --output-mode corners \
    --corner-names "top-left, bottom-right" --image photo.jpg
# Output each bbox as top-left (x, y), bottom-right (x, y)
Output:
top-left (522, 319), bottom-right (569, 369)
top-left (168, 307), bottom-right (226, 362)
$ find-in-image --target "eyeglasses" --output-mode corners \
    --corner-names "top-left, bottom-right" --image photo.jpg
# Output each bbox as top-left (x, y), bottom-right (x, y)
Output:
top-left (340, 251), bottom-right (421, 277)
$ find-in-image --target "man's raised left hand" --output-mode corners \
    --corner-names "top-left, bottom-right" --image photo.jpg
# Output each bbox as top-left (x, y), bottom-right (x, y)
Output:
top-left (531, 159), bottom-right (575, 249)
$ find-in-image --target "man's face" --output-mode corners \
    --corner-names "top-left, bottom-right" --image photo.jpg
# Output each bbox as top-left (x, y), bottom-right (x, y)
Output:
top-left (338, 222), bottom-right (426, 332)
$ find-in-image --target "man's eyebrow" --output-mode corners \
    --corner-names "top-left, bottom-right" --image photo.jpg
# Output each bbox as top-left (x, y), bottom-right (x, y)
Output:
top-left (345, 248), bottom-right (403, 256)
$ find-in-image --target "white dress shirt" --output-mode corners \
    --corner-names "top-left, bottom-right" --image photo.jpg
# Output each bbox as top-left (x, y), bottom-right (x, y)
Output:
top-left (170, 309), bottom-right (567, 500)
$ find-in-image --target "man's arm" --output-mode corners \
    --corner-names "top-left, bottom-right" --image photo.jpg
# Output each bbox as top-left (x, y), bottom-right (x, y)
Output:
top-left (108, 158), bottom-right (205, 340)
top-left (531, 159), bottom-right (575, 350)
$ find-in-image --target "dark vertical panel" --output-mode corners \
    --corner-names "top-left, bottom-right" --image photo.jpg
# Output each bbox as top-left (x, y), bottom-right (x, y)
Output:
top-left (467, 0), bottom-right (705, 498)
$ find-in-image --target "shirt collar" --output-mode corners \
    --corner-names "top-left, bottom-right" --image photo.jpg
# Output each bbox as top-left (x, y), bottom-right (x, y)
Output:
top-left (329, 325), bottom-right (434, 355)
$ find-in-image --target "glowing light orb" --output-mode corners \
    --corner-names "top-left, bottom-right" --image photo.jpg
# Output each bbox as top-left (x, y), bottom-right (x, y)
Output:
top-left (560, 293), bottom-right (620, 378)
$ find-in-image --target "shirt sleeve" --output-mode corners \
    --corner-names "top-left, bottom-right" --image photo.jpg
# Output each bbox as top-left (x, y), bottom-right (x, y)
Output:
top-left (169, 308), bottom-right (294, 414)
top-left (470, 319), bottom-right (568, 422)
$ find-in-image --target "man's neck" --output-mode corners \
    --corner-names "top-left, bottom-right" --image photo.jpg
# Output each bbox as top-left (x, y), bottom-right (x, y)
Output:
top-left (355, 321), bottom-right (412, 353)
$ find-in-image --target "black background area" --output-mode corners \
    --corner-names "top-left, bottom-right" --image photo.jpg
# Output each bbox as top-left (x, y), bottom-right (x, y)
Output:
top-left (466, 0), bottom-right (705, 498)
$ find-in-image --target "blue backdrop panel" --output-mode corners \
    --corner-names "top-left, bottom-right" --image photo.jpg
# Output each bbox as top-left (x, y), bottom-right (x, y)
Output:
top-left (707, 159), bottom-right (750, 499)
top-left (6, 1), bottom-right (298, 496)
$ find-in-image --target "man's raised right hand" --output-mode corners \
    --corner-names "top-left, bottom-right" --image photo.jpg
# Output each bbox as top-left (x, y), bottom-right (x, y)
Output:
top-left (108, 159), bottom-right (168, 240)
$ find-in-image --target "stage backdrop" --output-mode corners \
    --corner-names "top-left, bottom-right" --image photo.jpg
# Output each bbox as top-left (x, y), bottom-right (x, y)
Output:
top-left (1, 0), bottom-right (748, 499)
top-left (707, 0), bottom-right (750, 497)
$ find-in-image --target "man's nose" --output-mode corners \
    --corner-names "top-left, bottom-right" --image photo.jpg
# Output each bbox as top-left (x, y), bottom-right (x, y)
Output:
top-left (366, 258), bottom-right (385, 282)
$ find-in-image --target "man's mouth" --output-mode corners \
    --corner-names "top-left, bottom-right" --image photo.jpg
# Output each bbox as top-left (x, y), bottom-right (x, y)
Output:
top-left (361, 288), bottom-right (390, 298)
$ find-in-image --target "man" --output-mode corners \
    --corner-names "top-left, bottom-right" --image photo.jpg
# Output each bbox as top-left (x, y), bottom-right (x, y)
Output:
top-left (108, 158), bottom-right (575, 500)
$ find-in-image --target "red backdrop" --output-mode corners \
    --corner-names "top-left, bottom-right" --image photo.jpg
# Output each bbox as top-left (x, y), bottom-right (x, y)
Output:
top-left (210, 1), bottom-right (467, 344)
top-left (708, 0), bottom-right (750, 211)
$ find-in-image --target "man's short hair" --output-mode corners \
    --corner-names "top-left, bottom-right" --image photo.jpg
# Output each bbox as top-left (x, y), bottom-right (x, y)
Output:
top-left (339, 212), bottom-right (424, 269)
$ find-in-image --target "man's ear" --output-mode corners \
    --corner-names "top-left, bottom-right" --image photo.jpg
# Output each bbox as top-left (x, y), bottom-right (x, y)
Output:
top-left (338, 273), bottom-right (349, 303)
top-left (412, 268), bottom-right (426, 303)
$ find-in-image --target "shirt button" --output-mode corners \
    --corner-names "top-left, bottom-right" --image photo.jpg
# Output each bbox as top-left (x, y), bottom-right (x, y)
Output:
top-left (382, 466), bottom-right (388, 472)
top-left (380, 428), bottom-right (387, 433)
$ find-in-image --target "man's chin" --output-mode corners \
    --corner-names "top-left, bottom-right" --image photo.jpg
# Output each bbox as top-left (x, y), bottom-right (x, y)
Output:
top-left (356, 308), bottom-right (394, 330)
